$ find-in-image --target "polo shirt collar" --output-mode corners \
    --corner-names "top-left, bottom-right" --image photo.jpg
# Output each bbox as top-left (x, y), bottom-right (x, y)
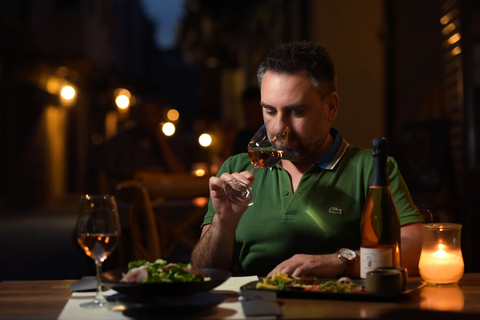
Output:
top-left (315, 128), bottom-right (349, 170)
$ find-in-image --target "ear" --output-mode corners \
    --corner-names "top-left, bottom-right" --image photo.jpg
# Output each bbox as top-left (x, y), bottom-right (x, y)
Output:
top-left (326, 92), bottom-right (339, 122)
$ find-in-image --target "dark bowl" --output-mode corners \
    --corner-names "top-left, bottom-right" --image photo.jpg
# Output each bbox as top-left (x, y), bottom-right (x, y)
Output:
top-left (102, 268), bottom-right (231, 296)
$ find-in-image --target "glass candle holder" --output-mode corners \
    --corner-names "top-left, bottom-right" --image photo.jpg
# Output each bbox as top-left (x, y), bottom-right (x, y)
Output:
top-left (418, 223), bottom-right (464, 285)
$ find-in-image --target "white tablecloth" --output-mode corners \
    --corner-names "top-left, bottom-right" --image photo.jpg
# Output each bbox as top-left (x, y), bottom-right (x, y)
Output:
top-left (57, 276), bottom-right (273, 320)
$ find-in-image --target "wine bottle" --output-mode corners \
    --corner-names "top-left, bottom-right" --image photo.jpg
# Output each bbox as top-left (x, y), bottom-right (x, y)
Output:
top-left (360, 137), bottom-right (401, 279)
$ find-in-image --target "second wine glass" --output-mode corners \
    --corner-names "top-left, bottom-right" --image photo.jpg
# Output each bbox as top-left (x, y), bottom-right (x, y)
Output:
top-left (224, 120), bottom-right (289, 206)
top-left (76, 194), bottom-right (121, 308)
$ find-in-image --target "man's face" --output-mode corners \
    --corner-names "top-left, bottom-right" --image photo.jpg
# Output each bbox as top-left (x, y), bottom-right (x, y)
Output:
top-left (260, 71), bottom-right (338, 164)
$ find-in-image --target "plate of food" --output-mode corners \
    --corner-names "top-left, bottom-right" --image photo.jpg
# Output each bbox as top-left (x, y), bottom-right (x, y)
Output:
top-left (115, 292), bottom-right (227, 316)
top-left (102, 259), bottom-right (231, 296)
top-left (240, 272), bottom-right (426, 301)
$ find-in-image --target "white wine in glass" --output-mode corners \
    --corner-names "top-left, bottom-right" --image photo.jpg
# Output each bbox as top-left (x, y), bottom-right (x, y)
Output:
top-left (76, 194), bottom-right (121, 308)
top-left (224, 120), bottom-right (289, 205)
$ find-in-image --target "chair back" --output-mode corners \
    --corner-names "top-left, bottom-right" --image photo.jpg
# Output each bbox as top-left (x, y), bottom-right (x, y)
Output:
top-left (116, 180), bottom-right (162, 261)
top-left (134, 172), bottom-right (210, 199)
top-left (118, 172), bottom-right (210, 260)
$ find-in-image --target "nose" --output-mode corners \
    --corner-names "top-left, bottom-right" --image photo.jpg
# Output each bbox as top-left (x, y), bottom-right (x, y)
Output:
top-left (266, 119), bottom-right (290, 141)
top-left (274, 119), bottom-right (289, 132)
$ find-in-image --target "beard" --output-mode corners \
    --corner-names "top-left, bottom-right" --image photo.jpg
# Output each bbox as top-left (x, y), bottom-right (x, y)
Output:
top-left (282, 125), bottom-right (330, 163)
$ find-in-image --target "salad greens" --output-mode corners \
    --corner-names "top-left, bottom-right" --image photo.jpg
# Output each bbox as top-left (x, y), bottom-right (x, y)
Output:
top-left (127, 259), bottom-right (204, 283)
top-left (256, 272), bottom-right (298, 290)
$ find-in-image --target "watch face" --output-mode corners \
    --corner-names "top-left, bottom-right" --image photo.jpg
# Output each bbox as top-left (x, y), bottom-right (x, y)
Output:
top-left (341, 249), bottom-right (356, 260)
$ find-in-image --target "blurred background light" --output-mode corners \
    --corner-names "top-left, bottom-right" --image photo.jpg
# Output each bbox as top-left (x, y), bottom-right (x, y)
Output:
top-left (198, 133), bottom-right (212, 147)
top-left (60, 86), bottom-right (75, 100)
top-left (59, 84), bottom-right (77, 107)
top-left (451, 46), bottom-right (462, 56)
top-left (447, 33), bottom-right (461, 45)
top-left (162, 122), bottom-right (176, 136)
top-left (114, 88), bottom-right (131, 110)
top-left (114, 88), bottom-right (131, 98)
top-left (45, 76), bottom-right (61, 94)
top-left (440, 13), bottom-right (453, 25)
top-left (192, 162), bottom-right (208, 177)
top-left (105, 111), bottom-right (118, 140)
top-left (167, 108), bottom-right (180, 121)
top-left (442, 22), bottom-right (456, 35)
top-left (115, 95), bottom-right (130, 109)
top-left (193, 197), bottom-right (209, 207)
top-left (193, 168), bottom-right (206, 176)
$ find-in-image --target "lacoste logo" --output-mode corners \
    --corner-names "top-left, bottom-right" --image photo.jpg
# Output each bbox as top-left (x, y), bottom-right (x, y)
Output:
top-left (329, 207), bottom-right (343, 215)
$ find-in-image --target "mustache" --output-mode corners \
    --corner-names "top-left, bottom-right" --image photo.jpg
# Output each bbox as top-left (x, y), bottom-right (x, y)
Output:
top-left (286, 131), bottom-right (297, 143)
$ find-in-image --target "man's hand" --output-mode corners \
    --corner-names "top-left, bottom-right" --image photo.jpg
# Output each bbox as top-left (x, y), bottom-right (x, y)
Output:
top-left (267, 253), bottom-right (345, 278)
top-left (191, 170), bottom-right (254, 271)
top-left (267, 223), bottom-right (423, 279)
top-left (209, 171), bottom-right (254, 225)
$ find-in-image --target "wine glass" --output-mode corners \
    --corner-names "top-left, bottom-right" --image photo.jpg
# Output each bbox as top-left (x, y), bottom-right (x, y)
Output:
top-left (224, 120), bottom-right (289, 206)
top-left (76, 194), bottom-right (121, 308)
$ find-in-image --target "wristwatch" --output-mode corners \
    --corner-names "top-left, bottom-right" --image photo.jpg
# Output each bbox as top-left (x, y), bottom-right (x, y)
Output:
top-left (337, 248), bottom-right (356, 262)
top-left (337, 248), bottom-right (356, 277)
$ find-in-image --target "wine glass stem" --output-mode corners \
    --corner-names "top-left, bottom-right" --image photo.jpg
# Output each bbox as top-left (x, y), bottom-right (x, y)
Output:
top-left (94, 261), bottom-right (105, 304)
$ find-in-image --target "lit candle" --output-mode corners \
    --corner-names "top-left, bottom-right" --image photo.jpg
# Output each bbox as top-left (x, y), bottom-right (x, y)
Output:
top-left (419, 244), bottom-right (464, 285)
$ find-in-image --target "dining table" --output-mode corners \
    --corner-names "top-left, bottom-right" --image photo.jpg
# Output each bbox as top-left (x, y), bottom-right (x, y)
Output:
top-left (1, 273), bottom-right (480, 319)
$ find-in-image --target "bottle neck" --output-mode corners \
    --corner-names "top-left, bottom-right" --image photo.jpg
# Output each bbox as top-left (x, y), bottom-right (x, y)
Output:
top-left (371, 154), bottom-right (388, 187)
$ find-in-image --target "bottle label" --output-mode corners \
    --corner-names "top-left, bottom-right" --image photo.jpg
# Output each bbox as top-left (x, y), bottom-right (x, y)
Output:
top-left (360, 247), bottom-right (393, 278)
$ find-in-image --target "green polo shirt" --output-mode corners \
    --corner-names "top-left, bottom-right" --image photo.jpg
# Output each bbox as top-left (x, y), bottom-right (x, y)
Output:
top-left (202, 129), bottom-right (422, 276)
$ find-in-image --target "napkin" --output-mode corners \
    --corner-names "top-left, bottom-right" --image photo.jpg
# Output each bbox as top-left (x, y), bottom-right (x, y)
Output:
top-left (58, 290), bottom-right (127, 320)
top-left (212, 275), bottom-right (258, 293)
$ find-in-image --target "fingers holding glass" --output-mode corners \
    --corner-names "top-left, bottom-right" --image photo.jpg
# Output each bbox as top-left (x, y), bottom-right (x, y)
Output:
top-left (224, 180), bottom-right (256, 205)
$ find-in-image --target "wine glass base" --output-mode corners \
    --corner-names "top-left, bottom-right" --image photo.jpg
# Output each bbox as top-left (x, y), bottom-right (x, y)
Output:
top-left (224, 180), bottom-right (255, 206)
top-left (80, 299), bottom-right (108, 309)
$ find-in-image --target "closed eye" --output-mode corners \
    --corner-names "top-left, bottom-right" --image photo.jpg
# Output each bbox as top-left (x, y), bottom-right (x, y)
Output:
top-left (291, 108), bottom-right (305, 116)
top-left (263, 106), bottom-right (277, 115)
top-left (261, 103), bottom-right (306, 116)
top-left (288, 104), bottom-right (306, 116)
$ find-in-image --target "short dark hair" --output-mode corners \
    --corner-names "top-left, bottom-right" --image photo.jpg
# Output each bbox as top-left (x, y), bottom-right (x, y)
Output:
top-left (256, 41), bottom-right (337, 97)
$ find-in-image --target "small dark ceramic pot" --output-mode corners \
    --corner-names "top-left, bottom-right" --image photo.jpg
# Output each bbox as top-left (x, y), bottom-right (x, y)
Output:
top-left (374, 266), bottom-right (408, 290)
top-left (366, 270), bottom-right (403, 294)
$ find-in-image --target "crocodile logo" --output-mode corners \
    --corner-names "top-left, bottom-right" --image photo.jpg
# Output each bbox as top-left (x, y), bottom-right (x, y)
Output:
top-left (329, 207), bottom-right (343, 215)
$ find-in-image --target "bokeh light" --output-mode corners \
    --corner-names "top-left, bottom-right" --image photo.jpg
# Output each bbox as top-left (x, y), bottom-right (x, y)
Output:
top-left (199, 133), bottom-right (212, 147)
top-left (60, 86), bottom-right (75, 100)
top-left (115, 95), bottom-right (130, 109)
top-left (162, 122), bottom-right (176, 136)
top-left (114, 88), bottom-right (131, 98)
top-left (167, 109), bottom-right (180, 121)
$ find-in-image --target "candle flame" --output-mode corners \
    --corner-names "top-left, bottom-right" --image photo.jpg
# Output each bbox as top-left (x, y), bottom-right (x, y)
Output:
top-left (434, 246), bottom-right (448, 259)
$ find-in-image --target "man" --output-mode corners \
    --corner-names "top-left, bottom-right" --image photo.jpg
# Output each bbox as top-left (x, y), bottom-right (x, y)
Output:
top-left (191, 41), bottom-right (423, 278)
